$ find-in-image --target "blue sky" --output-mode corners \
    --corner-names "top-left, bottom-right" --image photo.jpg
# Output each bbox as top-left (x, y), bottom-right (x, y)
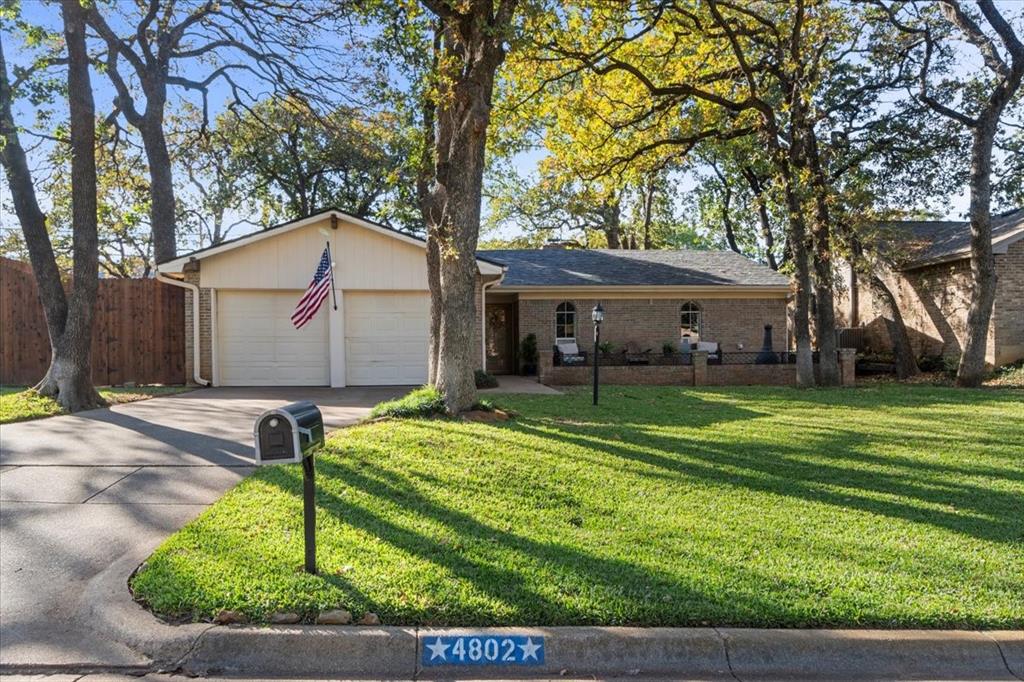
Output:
top-left (5, 0), bottom-right (1020, 253)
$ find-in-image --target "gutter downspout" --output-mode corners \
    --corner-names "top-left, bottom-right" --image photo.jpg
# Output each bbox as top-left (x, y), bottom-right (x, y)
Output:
top-left (480, 269), bottom-right (507, 372)
top-left (156, 270), bottom-right (211, 386)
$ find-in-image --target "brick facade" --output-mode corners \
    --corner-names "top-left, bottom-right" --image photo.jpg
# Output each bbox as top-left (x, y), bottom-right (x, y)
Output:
top-left (517, 296), bottom-right (789, 357)
top-left (838, 238), bottom-right (1023, 366)
top-left (994, 239), bottom-right (1024, 366)
top-left (183, 262), bottom-right (213, 384)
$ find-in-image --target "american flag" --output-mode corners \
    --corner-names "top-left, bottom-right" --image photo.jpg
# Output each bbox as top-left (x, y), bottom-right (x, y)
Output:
top-left (291, 247), bottom-right (333, 329)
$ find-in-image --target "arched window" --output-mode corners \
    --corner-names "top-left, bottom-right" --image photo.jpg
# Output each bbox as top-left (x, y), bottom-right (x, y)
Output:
top-left (555, 302), bottom-right (577, 342)
top-left (680, 301), bottom-right (702, 341)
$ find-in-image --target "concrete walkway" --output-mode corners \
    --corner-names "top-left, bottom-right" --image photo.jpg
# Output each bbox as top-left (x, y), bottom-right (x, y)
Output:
top-left (0, 386), bottom-right (404, 670)
top-left (479, 375), bottom-right (561, 394)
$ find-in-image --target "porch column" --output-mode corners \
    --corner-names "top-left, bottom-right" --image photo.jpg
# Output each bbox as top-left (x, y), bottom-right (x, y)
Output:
top-left (692, 351), bottom-right (708, 386)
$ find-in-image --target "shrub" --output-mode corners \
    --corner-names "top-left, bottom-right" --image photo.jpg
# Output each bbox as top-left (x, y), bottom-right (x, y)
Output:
top-left (519, 333), bottom-right (538, 374)
top-left (917, 354), bottom-right (946, 373)
top-left (598, 341), bottom-right (616, 355)
top-left (662, 340), bottom-right (676, 355)
top-left (942, 354), bottom-right (961, 377)
top-left (474, 369), bottom-right (499, 389)
top-left (369, 386), bottom-right (446, 419)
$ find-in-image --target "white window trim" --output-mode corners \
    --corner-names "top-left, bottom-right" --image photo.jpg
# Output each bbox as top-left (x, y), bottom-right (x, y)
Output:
top-left (680, 302), bottom-right (702, 338)
top-left (555, 302), bottom-right (577, 343)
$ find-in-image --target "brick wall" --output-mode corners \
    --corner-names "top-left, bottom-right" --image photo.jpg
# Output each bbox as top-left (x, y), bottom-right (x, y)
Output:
top-left (839, 251), bottom-right (1015, 365)
top-left (519, 296), bottom-right (788, 355)
top-left (183, 264), bottom-right (213, 384)
top-left (538, 349), bottom-right (855, 387)
top-left (994, 239), bottom-right (1024, 366)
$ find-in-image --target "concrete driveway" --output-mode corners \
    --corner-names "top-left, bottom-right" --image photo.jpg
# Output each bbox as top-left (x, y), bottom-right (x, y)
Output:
top-left (0, 386), bottom-right (405, 671)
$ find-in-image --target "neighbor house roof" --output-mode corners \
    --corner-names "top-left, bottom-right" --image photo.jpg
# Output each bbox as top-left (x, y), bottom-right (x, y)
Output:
top-left (888, 207), bottom-right (1024, 269)
top-left (478, 248), bottom-right (789, 289)
top-left (156, 208), bottom-right (505, 275)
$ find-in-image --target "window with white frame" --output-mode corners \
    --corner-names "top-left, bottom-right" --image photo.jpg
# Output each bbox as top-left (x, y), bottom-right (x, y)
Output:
top-left (555, 302), bottom-right (577, 342)
top-left (680, 301), bottom-right (702, 341)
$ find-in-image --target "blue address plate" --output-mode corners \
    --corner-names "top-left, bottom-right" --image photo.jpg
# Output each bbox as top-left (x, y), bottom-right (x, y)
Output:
top-left (421, 635), bottom-right (545, 666)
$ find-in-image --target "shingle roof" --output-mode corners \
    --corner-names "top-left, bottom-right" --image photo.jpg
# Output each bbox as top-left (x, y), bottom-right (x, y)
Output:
top-left (887, 207), bottom-right (1024, 269)
top-left (477, 248), bottom-right (790, 288)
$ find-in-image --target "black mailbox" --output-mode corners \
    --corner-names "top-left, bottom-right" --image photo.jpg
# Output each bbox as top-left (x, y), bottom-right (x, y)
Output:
top-left (254, 401), bottom-right (324, 465)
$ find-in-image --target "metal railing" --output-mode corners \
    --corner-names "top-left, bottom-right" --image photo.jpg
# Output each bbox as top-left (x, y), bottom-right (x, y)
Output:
top-left (556, 349), bottom-right (821, 367)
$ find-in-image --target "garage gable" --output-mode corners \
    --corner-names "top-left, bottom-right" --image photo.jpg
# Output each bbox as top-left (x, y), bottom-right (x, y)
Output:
top-left (198, 216), bottom-right (430, 291)
top-left (156, 209), bottom-right (505, 284)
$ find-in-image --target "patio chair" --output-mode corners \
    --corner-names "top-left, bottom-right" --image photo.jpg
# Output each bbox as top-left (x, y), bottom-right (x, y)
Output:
top-left (554, 340), bottom-right (588, 366)
top-left (624, 341), bottom-right (653, 365)
top-left (696, 341), bottom-right (722, 364)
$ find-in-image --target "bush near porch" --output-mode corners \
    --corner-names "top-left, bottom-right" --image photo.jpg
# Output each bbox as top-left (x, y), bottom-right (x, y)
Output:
top-left (131, 385), bottom-right (1023, 629)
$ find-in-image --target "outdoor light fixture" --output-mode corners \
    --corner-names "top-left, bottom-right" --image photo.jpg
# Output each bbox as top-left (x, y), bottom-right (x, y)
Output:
top-left (592, 303), bottom-right (604, 405)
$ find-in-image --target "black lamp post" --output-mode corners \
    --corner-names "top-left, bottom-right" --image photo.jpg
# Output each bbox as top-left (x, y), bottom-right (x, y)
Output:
top-left (592, 303), bottom-right (604, 405)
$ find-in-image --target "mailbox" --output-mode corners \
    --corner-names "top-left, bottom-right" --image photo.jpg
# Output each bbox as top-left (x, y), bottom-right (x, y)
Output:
top-left (254, 401), bottom-right (324, 465)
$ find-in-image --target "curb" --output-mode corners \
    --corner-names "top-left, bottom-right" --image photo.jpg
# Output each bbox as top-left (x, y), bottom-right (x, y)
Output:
top-left (85, 555), bottom-right (1024, 680)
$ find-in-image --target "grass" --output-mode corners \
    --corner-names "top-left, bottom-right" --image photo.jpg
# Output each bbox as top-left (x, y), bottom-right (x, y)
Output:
top-left (369, 385), bottom-right (447, 419)
top-left (0, 385), bottom-right (190, 424)
top-left (132, 384), bottom-right (1024, 629)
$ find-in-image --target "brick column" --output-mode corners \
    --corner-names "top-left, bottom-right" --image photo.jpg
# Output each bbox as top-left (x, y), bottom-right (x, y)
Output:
top-left (692, 351), bottom-right (708, 386)
top-left (538, 350), bottom-right (554, 386)
top-left (182, 259), bottom-right (212, 385)
top-left (838, 348), bottom-right (857, 387)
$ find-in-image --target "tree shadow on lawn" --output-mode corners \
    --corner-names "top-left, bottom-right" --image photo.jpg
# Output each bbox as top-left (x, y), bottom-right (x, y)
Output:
top-left (263, 457), bottom-right (808, 627)
top-left (511, 412), bottom-right (1023, 546)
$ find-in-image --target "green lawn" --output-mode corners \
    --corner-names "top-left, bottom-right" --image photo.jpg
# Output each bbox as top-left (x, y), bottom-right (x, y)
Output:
top-left (132, 385), bottom-right (1024, 629)
top-left (0, 385), bottom-right (190, 424)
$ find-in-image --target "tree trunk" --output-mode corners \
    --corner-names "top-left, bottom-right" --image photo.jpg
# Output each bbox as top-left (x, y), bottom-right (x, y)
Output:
top-left (770, 128), bottom-right (815, 387)
top-left (868, 274), bottom-right (919, 380)
top-left (742, 167), bottom-right (779, 270)
top-left (418, 21), bottom-right (441, 387)
top-left (140, 113), bottom-right (177, 264)
top-left (956, 116), bottom-right (1000, 387)
top-left (0, 37), bottom-right (68, 345)
top-left (34, 0), bottom-right (105, 411)
top-left (419, 3), bottom-right (514, 413)
top-left (600, 199), bottom-right (622, 249)
top-left (642, 180), bottom-right (655, 249)
top-left (805, 134), bottom-right (840, 386)
top-left (783, 188), bottom-right (816, 388)
top-left (426, 232), bottom-right (442, 385)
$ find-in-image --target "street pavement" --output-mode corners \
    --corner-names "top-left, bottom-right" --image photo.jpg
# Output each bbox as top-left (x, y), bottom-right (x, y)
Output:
top-left (0, 386), bottom-right (404, 671)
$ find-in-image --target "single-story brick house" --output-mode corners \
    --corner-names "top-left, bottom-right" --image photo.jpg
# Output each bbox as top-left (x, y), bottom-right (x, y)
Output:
top-left (156, 208), bottom-right (791, 387)
top-left (837, 207), bottom-right (1023, 367)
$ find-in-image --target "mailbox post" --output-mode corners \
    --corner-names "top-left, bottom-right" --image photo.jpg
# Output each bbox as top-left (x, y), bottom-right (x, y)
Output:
top-left (254, 401), bottom-right (324, 574)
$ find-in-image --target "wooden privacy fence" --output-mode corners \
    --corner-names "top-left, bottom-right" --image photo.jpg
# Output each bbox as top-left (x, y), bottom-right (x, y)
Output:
top-left (0, 257), bottom-right (186, 386)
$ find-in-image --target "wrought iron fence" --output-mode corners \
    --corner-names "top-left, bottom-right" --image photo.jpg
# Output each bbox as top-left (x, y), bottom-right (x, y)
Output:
top-left (556, 349), bottom-right (820, 367)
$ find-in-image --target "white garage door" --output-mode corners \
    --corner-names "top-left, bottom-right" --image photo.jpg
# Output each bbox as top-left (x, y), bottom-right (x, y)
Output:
top-left (218, 290), bottom-right (329, 386)
top-left (345, 292), bottom-right (429, 385)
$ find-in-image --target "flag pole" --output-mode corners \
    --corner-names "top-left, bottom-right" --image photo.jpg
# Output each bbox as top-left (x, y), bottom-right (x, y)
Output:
top-left (325, 240), bottom-right (338, 311)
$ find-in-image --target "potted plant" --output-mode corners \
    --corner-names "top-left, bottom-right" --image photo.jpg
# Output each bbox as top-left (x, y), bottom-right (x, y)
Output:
top-left (519, 333), bottom-right (538, 375)
top-left (598, 341), bottom-right (616, 355)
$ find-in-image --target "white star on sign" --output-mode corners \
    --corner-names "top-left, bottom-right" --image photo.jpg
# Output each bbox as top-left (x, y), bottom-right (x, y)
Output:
top-left (518, 637), bottom-right (542, 661)
top-left (426, 637), bottom-right (449, 661)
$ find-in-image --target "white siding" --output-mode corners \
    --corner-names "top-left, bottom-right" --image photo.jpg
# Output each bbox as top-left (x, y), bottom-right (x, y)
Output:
top-left (201, 218), bottom-right (429, 291)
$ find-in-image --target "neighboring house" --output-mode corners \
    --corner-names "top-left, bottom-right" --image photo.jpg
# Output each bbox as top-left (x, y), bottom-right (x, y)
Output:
top-left (157, 208), bottom-right (791, 387)
top-left (838, 207), bottom-right (1024, 367)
